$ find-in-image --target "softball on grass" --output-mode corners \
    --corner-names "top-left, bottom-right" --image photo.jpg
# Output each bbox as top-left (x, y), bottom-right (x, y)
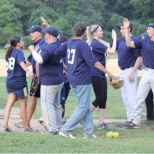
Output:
top-left (113, 132), bottom-right (119, 138)
top-left (106, 131), bottom-right (114, 138)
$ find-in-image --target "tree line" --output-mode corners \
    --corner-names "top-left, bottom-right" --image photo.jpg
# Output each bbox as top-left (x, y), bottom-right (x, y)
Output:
top-left (0, 0), bottom-right (153, 47)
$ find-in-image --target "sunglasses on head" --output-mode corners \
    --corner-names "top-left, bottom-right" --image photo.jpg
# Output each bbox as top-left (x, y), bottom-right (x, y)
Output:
top-left (148, 23), bottom-right (154, 28)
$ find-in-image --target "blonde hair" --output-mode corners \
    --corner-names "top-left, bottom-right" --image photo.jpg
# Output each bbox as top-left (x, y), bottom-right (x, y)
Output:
top-left (86, 25), bottom-right (99, 45)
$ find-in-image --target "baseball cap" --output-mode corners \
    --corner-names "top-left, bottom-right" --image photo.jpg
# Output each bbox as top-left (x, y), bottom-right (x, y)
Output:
top-left (27, 25), bottom-right (42, 33)
top-left (42, 26), bottom-right (59, 37)
top-left (119, 21), bottom-right (133, 31)
top-left (148, 23), bottom-right (154, 28)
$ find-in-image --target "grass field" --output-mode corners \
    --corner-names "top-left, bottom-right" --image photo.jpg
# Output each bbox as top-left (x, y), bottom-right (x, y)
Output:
top-left (1, 76), bottom-right (152, 153)
top-left (1, 128), bottom-right (154, 153)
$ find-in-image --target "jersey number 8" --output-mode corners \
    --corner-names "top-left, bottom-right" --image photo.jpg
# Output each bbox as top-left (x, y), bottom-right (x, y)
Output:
top-left (6, 57), bottom-right (15, 70)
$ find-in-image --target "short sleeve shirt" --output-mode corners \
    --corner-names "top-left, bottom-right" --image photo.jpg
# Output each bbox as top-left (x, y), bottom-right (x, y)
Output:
top-left (6, 49), bottom-right (27, 91)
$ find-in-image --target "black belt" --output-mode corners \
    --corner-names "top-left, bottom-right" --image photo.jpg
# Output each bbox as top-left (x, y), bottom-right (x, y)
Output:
top-left (120, 67), bottom-right (130, 70)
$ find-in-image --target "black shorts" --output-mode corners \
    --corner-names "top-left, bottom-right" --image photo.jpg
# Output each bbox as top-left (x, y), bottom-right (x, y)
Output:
top-left (29, 75), bottom-right (40, 98)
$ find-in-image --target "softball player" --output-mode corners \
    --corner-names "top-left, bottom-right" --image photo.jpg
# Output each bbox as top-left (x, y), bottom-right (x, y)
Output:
top-left (59, 35), bottom-right (70, 124)
top-left (111, 22), bottom-right (142, 127)
top-left (141, 33), bottom-right (154, 121)
top-left (56, 22), bottom-right (115, 138)
top-left (86, 25), bottom-right (117, 129)
top-left (28, 26), bottom-right (64, 133)
top-left (123, 18), bottom-right (154, 128)
top-left (3, 35), bottom-right (33, 132)
top-left (14, 25), bottom-right (47, 130)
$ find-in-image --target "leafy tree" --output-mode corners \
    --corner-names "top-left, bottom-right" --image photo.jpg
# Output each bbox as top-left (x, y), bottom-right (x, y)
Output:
top-left (0, 3), bottom-right (22, 45)
top-left (130, 0), bottom-right (154, 23)
top-left (0, 0), bottom-right (154, 46)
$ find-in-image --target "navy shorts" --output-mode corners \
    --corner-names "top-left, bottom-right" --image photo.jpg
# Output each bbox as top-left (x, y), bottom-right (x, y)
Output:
top-left (8, 86), bottom-right (28, 99)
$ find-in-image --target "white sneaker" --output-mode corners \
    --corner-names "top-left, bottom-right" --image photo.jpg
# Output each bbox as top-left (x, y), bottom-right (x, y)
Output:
top-left (38, 118), bottom-right (44, 124)
top-left (59, 131), bottom-right (76, 139)
top-left (83, 134), bottom-right (97, 138)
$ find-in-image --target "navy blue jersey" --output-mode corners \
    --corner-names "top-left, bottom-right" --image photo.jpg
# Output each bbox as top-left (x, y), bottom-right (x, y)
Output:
top-left (56, 39), bottom-right (98, 85)
top-left (134, 38), bottom-right (154, 69)
top-left (6, 48), bottom-right (27, 91)
top-left (27, 38), bottom-right (46, 74)
top-left (90, 38), bottom-right (108, 78)
top-left (111, 36), bottom-right (142, 67)
top-left (39, 41), bottom-right (63, 85)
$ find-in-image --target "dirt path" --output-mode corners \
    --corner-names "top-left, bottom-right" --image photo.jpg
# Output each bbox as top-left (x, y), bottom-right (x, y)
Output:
top-left (0, 107), bottom-right (48, 132)
top-left (0, 107), bottom-right (127, 132)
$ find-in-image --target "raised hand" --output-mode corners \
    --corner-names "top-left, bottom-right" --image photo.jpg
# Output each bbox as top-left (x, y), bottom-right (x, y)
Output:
top-left (40, 16), bottom-right (50, 28)
top-left (123, 18), bottom-right (130, 28)
top-left (111, 29), bottom-right (117, 40)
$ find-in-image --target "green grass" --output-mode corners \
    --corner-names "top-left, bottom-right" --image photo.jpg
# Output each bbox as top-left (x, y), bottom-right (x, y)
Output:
top-left (1, 125), bottom-right (154, 153)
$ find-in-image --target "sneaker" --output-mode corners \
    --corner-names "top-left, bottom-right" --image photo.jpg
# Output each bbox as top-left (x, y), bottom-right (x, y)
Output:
top-left (124, 121), bottom-right (132, 127)
top-left (98, 123), bottom-right (109, 129)
top-left (38, 119), bottom-right (47, 130)
top-left (48, 130), bottom-right (59, 135)
top-left (59, 131), bottom-right (76, 139)
top-left (1, 127), bottom-right (12, 132)
top-left (126, 122), bottom-right (140, 129)
top-left (23, 127), bottom-right (35, 132)
top-left (29, 126), bottom-right (38, 132)
top-left (38, 118), bottom-right (44, 124)
top-left (14, 122), bottom-right (24, 128)
top-left (83, 134), bottom-right (97, 138)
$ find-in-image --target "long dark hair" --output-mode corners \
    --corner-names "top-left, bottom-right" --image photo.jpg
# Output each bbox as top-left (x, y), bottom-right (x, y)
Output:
top-left (5, 35), bottom-right (21, 61)
top-left (73, 22), bottom-right (87, 36)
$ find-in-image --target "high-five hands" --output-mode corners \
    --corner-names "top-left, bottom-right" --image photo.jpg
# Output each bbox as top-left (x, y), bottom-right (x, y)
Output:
top-left (123, 18), bottom-right (130, 29)
top-left (40, 16), bottom-right (50, 28)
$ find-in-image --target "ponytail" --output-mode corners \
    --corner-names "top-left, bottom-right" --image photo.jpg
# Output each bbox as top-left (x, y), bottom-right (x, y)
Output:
top-left (5, 35), bottom-right (21, 61)
top-left (86, 27), bottom-right (93, 45)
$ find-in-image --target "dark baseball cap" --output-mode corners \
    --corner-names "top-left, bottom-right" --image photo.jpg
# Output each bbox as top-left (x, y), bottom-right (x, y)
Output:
top-left (148, 23), bottom-right (154, 28)
top-left (119, 21), bottom-right (133, 31)
top-left (27, 25), bottom-right (42, 33)
top-left (42, 26), bottom-right (59, 37)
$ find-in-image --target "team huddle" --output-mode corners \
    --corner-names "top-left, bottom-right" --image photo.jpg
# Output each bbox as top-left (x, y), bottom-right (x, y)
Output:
top-left (1, 17), bottom-right (154, 138)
